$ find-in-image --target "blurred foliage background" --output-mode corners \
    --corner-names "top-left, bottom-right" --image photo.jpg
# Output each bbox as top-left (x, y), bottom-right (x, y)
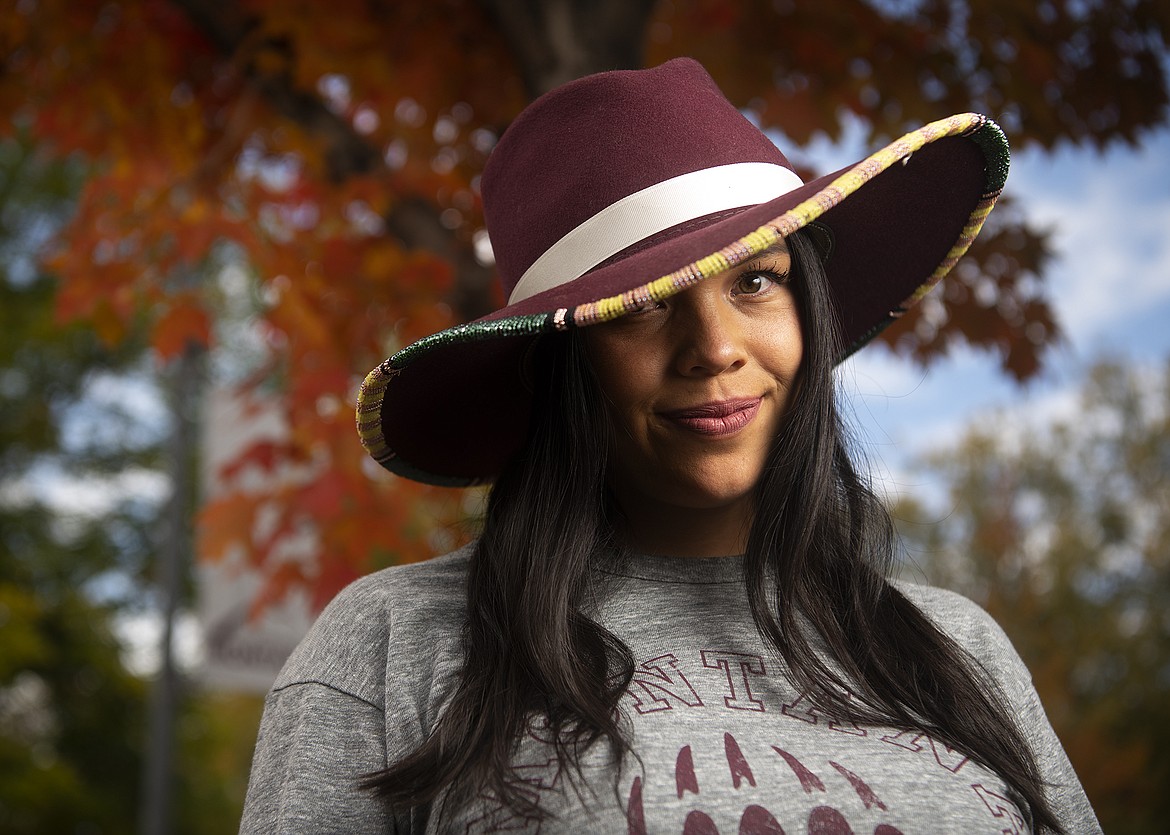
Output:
top-left (1, 0), bottom-right (1167, 832)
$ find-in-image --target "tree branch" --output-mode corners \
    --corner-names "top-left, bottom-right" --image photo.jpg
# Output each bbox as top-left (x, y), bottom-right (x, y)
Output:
top-left (170, 0), bottom-right (485, 309)
top-left (170, 0), bottom-right (378, 182)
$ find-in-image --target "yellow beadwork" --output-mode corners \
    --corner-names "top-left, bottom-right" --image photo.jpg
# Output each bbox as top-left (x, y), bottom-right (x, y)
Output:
top-left (569, 112), bottom-right (988, 332)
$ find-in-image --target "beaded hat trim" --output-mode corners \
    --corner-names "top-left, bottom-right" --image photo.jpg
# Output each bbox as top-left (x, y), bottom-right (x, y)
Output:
top-left (356, 114), bottom-right (1009, 486)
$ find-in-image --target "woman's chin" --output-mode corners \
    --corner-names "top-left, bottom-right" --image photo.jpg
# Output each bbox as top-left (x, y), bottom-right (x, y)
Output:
top-left (625, 478), bottom-right (758, 517)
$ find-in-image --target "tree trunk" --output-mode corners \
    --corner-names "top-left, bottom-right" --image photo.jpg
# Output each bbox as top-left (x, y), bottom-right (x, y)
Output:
top-left (480, 0), bottom-right (658, 97)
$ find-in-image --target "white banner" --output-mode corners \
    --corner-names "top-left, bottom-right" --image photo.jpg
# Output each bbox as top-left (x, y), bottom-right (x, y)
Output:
top-left (196, 387), bottom-right (314, 693)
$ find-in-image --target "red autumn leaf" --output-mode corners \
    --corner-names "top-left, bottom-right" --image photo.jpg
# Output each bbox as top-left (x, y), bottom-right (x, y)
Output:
top-left (218, 439), bottom-right (301, 483)
top-left (296, 469), bottom-right (347, 521)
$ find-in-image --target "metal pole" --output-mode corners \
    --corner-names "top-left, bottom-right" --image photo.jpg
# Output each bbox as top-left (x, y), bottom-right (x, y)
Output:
top-left (139, 342), bottom-right (201, 835)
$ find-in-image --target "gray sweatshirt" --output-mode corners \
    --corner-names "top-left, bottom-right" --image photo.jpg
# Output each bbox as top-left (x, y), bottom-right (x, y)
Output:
top-left (240, 544), bottom-right (1100, 833)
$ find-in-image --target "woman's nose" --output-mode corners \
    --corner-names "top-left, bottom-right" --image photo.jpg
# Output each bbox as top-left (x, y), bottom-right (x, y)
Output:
top-left (672, 295), bottom-right (746, 377)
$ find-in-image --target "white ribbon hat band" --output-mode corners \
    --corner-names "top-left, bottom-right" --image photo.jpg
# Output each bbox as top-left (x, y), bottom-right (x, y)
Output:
top-left (507, 162), bottom-right (805, 304)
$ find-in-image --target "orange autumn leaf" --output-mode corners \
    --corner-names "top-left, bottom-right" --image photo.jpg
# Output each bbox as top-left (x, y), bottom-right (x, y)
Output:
top-left (151, 297), bottom-right (212, 360)
top-left (198, 494), bottom-right (265, 564)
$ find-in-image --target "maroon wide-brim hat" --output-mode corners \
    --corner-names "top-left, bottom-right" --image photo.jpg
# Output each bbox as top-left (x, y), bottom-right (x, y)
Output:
top-left (356, 57), bottom-right (1009, 486)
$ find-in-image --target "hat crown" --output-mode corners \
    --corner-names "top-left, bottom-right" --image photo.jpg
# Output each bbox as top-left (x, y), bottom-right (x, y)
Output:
top-left (481, 58), bottom-right (794, 300)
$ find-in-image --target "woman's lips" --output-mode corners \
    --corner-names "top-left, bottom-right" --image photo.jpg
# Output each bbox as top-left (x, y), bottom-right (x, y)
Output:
top-left (659, 398), bottom-right (762, 437)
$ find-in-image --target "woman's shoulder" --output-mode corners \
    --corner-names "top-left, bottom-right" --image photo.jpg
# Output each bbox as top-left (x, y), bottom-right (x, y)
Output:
top-left (890, 578), bottom-right (1031, 687)
top-left (890, 578), bottom-right (988, 620)
top-left (891, 579), bottom-right (1004, 640)
top-left (326, 540), bottom-right (473, 615)
top-left (269, 542), bottom-right (474, 701)
top-left (304, 541), bottom-right (473, 638)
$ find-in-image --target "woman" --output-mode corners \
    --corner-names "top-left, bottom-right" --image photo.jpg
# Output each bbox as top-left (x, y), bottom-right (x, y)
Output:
top-left (241, 59), bottom-right (1099, 833)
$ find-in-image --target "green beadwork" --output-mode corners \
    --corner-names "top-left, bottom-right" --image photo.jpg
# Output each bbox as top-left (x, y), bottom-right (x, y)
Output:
top-left (969, 120), bottom-right (1011, 193)
top-left (388, 312), bottom-right (554, 370)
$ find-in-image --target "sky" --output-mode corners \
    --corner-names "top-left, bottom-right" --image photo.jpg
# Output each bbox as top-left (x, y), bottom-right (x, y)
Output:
top-left (791, 116), bottom-right (1170, 502)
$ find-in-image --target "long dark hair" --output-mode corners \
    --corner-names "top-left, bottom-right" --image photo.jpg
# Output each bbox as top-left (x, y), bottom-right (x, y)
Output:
top-left (363, 229), bottom-right (1062, 832)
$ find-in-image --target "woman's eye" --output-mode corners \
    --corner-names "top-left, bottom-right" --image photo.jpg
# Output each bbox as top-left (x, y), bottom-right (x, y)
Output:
top-left (628, 298), bottom-right (665, 315)
top-left (733, 270), bottom-right (786, 296)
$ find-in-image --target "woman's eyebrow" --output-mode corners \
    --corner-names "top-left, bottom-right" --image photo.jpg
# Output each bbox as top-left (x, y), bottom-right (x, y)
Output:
top-left (740, 239), bottom-right (792, 265)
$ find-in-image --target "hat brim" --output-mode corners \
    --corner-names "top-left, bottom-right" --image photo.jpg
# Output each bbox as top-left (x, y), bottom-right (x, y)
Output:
top-left (357, 114), bottom-right (1009, 486)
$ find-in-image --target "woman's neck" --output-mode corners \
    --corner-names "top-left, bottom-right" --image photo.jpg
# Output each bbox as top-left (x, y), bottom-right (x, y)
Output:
top-left (609, 491), bottom-right (752, 557)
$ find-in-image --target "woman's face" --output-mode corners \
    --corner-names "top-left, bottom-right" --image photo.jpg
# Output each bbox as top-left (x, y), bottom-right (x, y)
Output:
top-left (584, 239), bottom-right (803, 553)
